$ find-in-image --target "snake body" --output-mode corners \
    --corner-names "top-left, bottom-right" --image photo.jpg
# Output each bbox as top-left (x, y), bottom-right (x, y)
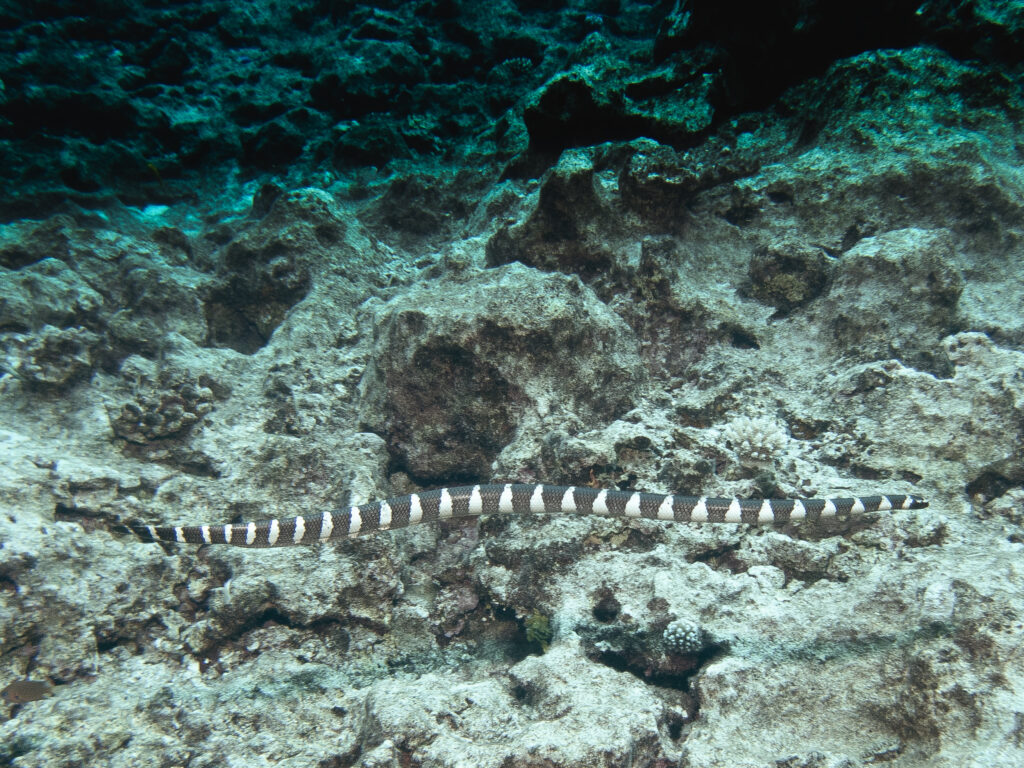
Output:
top-left (122, 483), bottom-right (928, 548)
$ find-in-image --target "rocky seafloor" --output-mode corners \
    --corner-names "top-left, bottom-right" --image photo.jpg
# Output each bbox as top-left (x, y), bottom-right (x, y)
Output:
top-left (1, 1), bottom-right (1024, 766)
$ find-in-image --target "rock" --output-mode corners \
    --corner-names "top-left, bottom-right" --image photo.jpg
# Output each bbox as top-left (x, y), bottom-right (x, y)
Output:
top-left (361, 263), bottom-right (642, 482)
top-left (0, 258), bottom-right (103, 334)
top-left (826, 228), bottom-right (963, 375)
top-left (1, 326), bottom-right (100, 388)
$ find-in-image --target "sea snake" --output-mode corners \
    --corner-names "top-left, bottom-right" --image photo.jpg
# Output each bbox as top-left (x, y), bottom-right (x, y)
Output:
top-left (120, 484), bottom-right (928, 548)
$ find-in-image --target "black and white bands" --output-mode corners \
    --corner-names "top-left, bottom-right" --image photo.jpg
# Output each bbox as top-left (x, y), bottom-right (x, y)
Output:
top-left (122, 483), bottom-right (928, 548)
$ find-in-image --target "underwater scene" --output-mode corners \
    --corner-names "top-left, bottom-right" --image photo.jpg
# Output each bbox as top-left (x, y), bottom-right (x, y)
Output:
top-left (1, 1), bottom-right (1023, 766)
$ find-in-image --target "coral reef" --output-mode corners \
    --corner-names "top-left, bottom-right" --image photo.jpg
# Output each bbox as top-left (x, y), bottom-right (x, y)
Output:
top-left (719, 415), bottom-right (790, 467)
top-left (0, 2), bottom-right (1023, 767)
top-left (663, 618), bottom-right (704, 655)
